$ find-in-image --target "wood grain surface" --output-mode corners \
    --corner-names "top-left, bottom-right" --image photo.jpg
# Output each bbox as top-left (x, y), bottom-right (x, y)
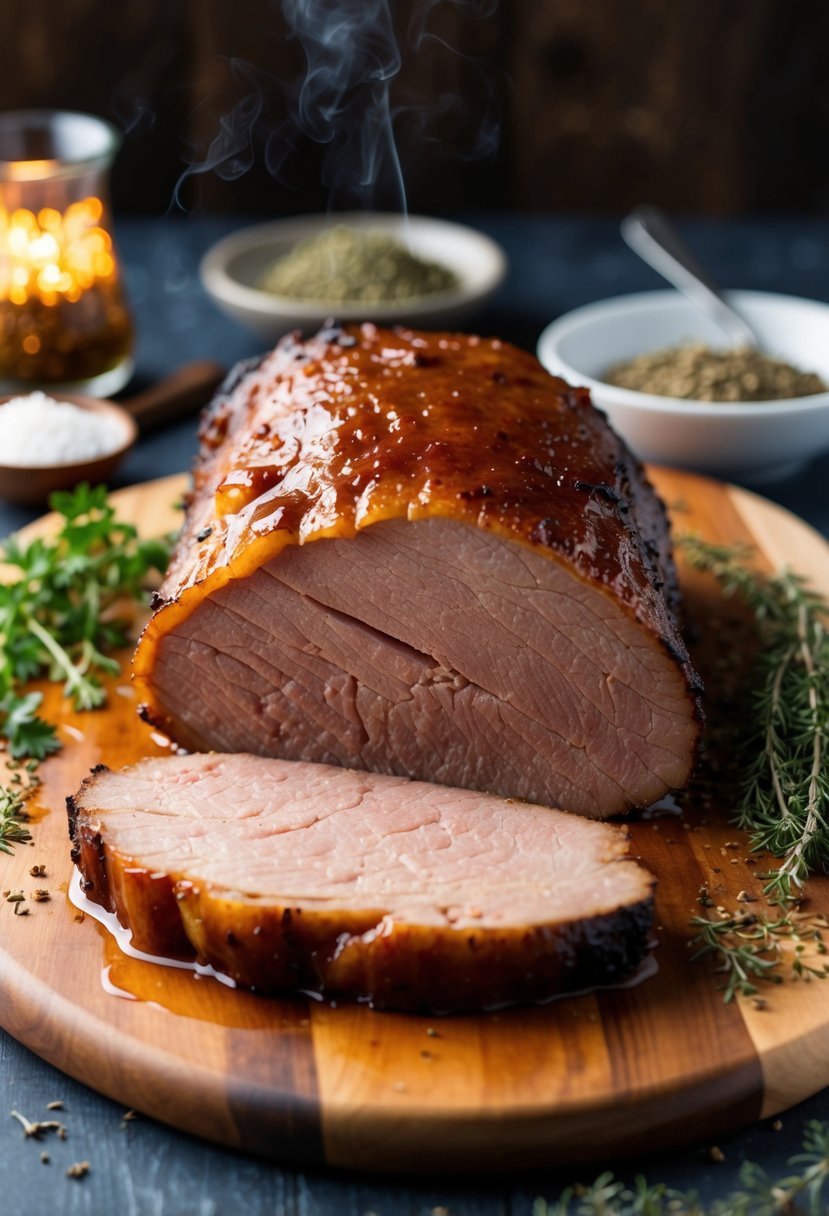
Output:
top-left (1, 467), bottom-right (828, 1173)
top-left (4, 1), bottom-right (828, 218)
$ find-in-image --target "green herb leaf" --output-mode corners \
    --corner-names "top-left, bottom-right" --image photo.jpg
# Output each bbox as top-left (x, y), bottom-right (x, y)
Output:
top-left (679, 536), bottom-right (829, 899)
top-left (0, 693), bottom-right (59, 760)
top-left (0, 778), bottom-right (36, 854)
top-left (688, 909), bottom-right (829, 1004)
top-left (0, 483), bottom-right (172, 764)
top-left (533, 1119), bottom-right (829, 1214)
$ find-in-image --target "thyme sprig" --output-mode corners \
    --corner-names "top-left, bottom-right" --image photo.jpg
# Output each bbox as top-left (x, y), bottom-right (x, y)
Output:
top-left (0, 484), bottom-right (170, 761)
top-left (679, 536), bottom-right (829, 900)
top-left (0, 785), bottom-right (32, 855)
top-left (689, 909), bottom-right (829, 1003)
top-left (0, 760), bottom-right (40, 855)
top-left (533, 1118), bottom-right (829, 1215)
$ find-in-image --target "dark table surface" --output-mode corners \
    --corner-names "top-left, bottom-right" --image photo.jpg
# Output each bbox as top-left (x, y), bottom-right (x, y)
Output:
top-left (1, 214), bottom-right (829, 1214)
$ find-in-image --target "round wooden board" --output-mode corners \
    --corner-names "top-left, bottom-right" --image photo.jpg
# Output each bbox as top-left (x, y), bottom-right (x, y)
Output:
top-left (1, 467), bottom-right (829, 1173)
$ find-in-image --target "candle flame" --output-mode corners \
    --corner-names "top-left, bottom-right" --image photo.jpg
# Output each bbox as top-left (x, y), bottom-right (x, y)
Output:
top-left (0, 196), bottom-right (115, 306)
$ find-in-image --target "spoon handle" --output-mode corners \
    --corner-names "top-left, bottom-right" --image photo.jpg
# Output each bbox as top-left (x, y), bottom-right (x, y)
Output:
top-left (122, 360), bottom-right (226, 432)
top-left (621, 206), bottom-right (758, 349)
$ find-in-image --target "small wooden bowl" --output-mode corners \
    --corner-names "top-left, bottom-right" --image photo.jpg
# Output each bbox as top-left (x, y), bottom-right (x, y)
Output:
top-left (0, 362), bottom-right (227, 506)
top-left (0, 394), bottom-right (138, 506)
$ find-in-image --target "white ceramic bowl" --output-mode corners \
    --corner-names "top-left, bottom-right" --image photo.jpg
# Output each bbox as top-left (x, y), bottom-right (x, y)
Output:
top-left (200, 212), bottom-right (507, 341)
top-left (537, 290), bottom-right (829, 483)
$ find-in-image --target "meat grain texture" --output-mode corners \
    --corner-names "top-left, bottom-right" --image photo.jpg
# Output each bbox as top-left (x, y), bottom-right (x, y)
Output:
top-left (72, 326), bottom-right (694, 1007)
top-left (68, 754), bottom-right (655, 1012)
top-left (134, 324), bottom-right (702, 817)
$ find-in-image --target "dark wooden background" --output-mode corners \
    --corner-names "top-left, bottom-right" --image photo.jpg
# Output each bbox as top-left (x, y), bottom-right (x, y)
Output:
top-left (3, 0), bottom-right (829, 216)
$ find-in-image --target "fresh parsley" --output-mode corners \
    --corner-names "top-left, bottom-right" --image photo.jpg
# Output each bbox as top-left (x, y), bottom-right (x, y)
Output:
top-left (0, 483), bottom-right (171, 762)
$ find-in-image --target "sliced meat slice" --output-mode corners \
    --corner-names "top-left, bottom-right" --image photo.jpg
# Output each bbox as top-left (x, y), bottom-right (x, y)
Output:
top-left (68, 753), bottom-right (655, 1013)
top-left (133, 323), bottom-right (702, 817)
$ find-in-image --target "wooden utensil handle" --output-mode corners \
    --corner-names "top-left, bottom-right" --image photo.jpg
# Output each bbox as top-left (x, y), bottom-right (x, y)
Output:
top-left (123, 361), bottom-right (226, 431)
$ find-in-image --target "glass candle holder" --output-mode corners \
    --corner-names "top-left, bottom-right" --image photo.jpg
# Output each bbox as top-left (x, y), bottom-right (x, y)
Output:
top-left (0, 110), bottom-right (133, 395)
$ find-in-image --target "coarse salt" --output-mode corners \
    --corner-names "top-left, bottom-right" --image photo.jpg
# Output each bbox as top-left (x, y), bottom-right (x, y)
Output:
top-left (0, 391), bottom-right (125, 467)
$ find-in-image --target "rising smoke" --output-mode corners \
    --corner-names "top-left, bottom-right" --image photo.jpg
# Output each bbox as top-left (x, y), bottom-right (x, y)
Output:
top-left (174, 0), bottom-right (499, 212)
top-left (173, 60), bottom-right (266, 207)
top-left (280, 0), bottom-right (406, 211)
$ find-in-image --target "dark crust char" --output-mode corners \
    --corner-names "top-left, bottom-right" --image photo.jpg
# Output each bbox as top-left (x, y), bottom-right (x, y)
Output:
top-left (68, 767), bottom-right (193, 958)
top-left (66, 762), bottom-right (656, 1013)
top-left (174, 884), bottom-right (654, 1012)
top-left (133, 324), bottom-right (703, 751)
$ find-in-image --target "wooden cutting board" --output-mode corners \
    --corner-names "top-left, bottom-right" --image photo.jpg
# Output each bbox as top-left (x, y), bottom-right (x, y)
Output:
top-left (1, 467), bottom-right (828, 1173)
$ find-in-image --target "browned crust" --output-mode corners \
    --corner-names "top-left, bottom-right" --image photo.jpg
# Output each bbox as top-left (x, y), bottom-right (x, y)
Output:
top-left (132, 324), bottom-right (702, 776)
top-left (67, 766), bottom-right (655, 1013)
top-left (175, 881), bottom-right (655, 1012)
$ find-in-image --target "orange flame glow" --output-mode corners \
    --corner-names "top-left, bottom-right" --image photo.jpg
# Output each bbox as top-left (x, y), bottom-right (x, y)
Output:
top-left (0, 195), bottom-right (116, 306)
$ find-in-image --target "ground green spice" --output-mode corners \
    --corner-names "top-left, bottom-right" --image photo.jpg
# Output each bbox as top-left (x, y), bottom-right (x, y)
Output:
top-left (604, 342), bottom-right (826, 401)
top-left (258, 226), bottom-right (458, 303)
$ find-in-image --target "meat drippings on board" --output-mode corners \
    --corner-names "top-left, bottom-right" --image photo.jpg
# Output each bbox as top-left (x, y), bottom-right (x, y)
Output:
top-left (134, 324), bottom-right (702, 816)
top-left (68, 753), bottom-right (655, 1013)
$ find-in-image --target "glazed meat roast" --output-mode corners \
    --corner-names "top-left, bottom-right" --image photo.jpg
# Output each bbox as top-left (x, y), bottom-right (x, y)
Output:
top-left (68, 754), bottom-right (655, 1011)
top-left (133, 324), bottom-right (701, 817)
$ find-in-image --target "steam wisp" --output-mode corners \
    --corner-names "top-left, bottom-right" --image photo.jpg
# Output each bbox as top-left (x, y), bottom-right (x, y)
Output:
top-left (281, 0), bottom-right (406, 211)
top-left (175, 0), bottom-right (499, 213)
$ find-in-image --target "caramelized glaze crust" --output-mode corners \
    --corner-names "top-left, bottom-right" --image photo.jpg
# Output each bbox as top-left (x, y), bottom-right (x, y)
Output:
top-left (134, 323), bottom-right (699, 733)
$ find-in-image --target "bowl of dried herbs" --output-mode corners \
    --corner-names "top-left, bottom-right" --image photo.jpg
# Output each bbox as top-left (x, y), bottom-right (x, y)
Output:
top-left (537, 289), bottom-right (829, 484)
top-left (200, 213), bottom-right (507, 340)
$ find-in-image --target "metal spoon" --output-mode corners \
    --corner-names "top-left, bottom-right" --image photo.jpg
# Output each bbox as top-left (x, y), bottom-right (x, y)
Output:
top-left (621, 206), bottom-right (759, 349)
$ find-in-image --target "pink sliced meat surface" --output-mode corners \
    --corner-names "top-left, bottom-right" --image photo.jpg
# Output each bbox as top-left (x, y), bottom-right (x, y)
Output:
top-left (68, 752), bottom-right (655, 1012)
